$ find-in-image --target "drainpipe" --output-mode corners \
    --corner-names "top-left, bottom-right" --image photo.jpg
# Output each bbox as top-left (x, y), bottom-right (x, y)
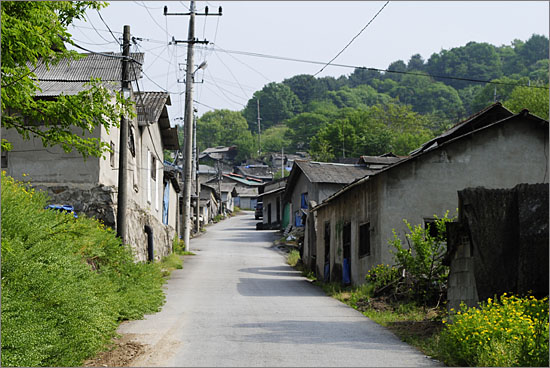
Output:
top-left (144, 225), bottom-right (154, 261)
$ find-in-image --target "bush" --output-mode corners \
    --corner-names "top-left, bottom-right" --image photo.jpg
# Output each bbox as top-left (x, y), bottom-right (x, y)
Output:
top-left (287, 249), bottom-right (300, 267)
top-left (365, 264), bottom-right (400, 293)
top-left (1, 172), bottom-right (166, 367)
top-left (173, 236), bottom-right (186, 255)
top-left (389, 211), bottom-right (453, 305)
top-left (213, 214), bottom-right (224, 223)
top-left (438, 294), bottom-right (549, 367)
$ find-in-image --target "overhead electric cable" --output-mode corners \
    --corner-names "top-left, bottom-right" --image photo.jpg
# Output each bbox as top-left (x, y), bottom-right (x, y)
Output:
top-left (96, 10), bottom-right (121, 45)
top-left (314, 1), bottom-right (390, 76)
top-left (200, 45), bottom-right (548, 89)
top-left (85, 14), bottom-right (118, 45)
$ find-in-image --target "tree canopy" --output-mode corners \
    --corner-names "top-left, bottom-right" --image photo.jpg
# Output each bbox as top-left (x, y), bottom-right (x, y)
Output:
top-left (1, 1), bottom-right (134, 157)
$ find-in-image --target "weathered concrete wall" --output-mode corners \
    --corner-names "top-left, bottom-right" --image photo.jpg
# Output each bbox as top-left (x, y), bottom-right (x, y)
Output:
top-left (2, 127), bottom-right (101, 184)
top-left (313, 179), bottom-right (379, 284)
top-left (290, 174), bottom-right (309, 225)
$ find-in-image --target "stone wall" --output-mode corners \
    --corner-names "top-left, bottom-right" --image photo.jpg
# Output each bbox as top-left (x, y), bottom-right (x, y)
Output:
top-left (35, 184), bottom-right (175, 262)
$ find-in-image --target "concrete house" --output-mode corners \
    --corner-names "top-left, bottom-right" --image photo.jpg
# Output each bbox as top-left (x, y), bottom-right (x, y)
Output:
top-left (257, 178), bottom-right (287, 227)
top-left (282, 160), bottom-right (372, 229)
top-left (308, 103), bottom-right (548, 286)
top-left (1, 53), bottom-right (180, 262)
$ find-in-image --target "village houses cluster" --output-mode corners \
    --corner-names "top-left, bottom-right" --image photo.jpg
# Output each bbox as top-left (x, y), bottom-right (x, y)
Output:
top-left (2, 51), bottom-right (548, 310)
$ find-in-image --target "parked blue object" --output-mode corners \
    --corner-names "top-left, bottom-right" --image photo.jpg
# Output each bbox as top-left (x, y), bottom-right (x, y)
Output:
top-left (45, 205), bottom-right (78, 218)
top-left (343, 258), bottom-right (351, 285)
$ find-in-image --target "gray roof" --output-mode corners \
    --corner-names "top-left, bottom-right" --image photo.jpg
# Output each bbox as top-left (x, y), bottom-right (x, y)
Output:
top-left (34, 53), bottom-right (144, 96)
top-left (295, 161), bottom-right (371, 184)
top-left (135, 91), bottom-right (171, 126)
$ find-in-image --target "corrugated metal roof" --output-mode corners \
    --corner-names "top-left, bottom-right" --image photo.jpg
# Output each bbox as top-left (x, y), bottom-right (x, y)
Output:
top-left (235, 187), bottom-right (259, 197)
top-left (135, 91), bottom-right (171, 124)
top-left (36, 80), bottom-right (119, 96)
top-left (34, 53), bottom-right (144, 82)
top-left (295, 161), bottom-right (371, 184)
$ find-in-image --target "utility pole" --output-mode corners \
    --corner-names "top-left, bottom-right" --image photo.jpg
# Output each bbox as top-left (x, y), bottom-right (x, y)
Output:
top-left (194, 112), bottom-right (200, 234)
top-left (116, 25), bottom-right (131, 243)
top-left (164, 1), bottom-right (221, 251)
top-left (257, 98), bottom-right (261, 156)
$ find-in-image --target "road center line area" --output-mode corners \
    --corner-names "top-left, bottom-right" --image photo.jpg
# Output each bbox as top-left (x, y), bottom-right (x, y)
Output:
top-left (118, 212), bottom-right (441, 367)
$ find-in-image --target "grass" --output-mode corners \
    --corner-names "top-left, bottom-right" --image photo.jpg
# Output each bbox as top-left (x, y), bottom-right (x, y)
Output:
top-left (286, 249), bottom-right (300, 267)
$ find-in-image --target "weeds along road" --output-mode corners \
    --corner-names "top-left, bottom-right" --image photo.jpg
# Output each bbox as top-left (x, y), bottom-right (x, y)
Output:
top-left (118, 212), bottom-right (440, 367)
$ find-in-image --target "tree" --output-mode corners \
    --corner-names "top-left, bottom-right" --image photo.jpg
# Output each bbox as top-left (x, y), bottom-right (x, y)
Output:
top-left (517, 34), bottom-right (549, 67)
top-left (259, 124), bottom-right (290, 153)
top-left (1, 1), bottom-right (133, 157)
top-left (407, 54), bottom-right (425, 72)
top-left (196, 110), bottom-right (255, 162)
top-left (503, 85), bottom-right (549, 120)
top-left (282, 74), bottom-right (326, 105)
top-left (241, 82), bottom-right (302, 131)
top-left (284, 112), bottom-right (329, 152)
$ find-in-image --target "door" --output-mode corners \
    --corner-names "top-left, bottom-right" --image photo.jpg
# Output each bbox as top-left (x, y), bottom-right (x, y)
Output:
top-left (267, 203), bottom-right (272, 224)
top-left (324, 222), bottom-right (330, 282)
top-left (342, 222), bottom-right (351, 285)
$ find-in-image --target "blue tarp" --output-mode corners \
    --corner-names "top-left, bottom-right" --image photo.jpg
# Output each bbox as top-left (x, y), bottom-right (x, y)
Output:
top-left (162, 182), bottom-right (169, 225)
top-left (45, 205), bottom-right (78, 218)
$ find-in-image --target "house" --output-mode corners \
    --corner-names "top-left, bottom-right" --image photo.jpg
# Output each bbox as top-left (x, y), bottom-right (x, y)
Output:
top-left (308, 103), bottom-right (548, 286)
top-left (234, 164), bottom-right (273, 182)
top-left (282, 160), bottom-right (373, 229)
top-left (197, 183), bottom-right (219, 224)
top-left (1, 52), bottom-right (180, 262)
top-left (199, 146), bottom-right (238, 163)
top-left (257, 178), bottom-right (287, 227)
top-left (218, 183), bottom-right (236, 213)
top-left (234, 187), bottom-right (259, 210)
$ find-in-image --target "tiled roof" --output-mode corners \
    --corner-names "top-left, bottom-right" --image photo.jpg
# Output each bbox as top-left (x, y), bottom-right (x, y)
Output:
top-left (295, 161), bottom-right (371, 184)
top-left (135, 91), bottom-right (171, 126)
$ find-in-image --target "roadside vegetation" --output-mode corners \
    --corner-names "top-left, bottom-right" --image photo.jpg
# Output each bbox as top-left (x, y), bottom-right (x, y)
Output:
top-left (285, 212), bottom-right (549, 366)
top-left (1, 172), bottom-right (170, 367)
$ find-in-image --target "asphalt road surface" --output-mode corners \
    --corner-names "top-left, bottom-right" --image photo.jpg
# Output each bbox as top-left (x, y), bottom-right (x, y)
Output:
top-left (118, 212), bottom-right (441, 367)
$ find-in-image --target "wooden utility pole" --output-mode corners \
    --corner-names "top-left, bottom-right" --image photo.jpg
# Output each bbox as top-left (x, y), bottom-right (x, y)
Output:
top-left (257, 98), bottom-right (262, 155)
top-left (164, 1), bottom-right (220, 251)
top-left (116, 25), bottom-right (131, 243)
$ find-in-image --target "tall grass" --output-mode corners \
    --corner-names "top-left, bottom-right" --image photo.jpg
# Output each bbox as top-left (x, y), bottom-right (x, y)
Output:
top-left (1, 172), bottom-right (166, 367)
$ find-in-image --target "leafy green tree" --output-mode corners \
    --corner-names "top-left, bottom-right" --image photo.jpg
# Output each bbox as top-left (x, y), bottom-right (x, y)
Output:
top-left (470, 76), bottom-right (529, 112)
top-left (259, 124), bottom-right (290, 153)
top-left (426, 41), bottom-right (503, 90)
top-left (388, 73), bottom-right (465, 120)
top-left (1, 1), bottom-right (133, 157)
top-left (242, 82), bottom-right (302, 131)
top-left (386, 60), bottom-right (407, 81)
top-left (517, 34), bottom-right (549, 67)
top-left (528, 59), bottom-right (550, 84)
top-left (503, 85), bottom-right (549, 119)
top-left (282, 74), bottom-right (326, 105)
top-left (196, 109), bottom-right (255, 161)
top-left (348, 68), bottom-right (381, 87)
top-left (407, 53), bottom-right (425, 72)
top-left (284, 112), bottom-right (329, 152)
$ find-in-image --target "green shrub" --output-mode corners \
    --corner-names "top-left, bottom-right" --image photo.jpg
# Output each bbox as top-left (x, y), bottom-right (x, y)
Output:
top-left (173, 236), bottom-right (186, 255)
top-left (365, 264), bottom-right (400, 292)
top-left (438, 294), bottom-right (549, 367)
top-left (1, 172), bottom-right (166, 367)
top-left (213, 214), bottom-right (224, 223)
top-left (389, 211), bottom-right (453, 305)
top-left (286, 249), bottom-right (300, 267)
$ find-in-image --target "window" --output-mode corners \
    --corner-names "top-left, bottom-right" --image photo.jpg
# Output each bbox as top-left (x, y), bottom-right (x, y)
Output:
top-left (151, 155), bottom-right (156, 181)
top-left (359, 222), bottom-right (371, 258)
top-left (147, 150), bottom-right (152, 203)
top-left (301, 192), bottom-right (308, 209)
top-left (110, 141), bottom-right (115, 168)
top-left (1, 151), bottom-right (7, 169)
top-left (424, 218), bottom-right (438, 238)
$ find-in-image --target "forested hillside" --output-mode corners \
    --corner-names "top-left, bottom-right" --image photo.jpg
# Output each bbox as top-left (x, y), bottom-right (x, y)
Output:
top-left (187, 34), bottom-right (549, 162)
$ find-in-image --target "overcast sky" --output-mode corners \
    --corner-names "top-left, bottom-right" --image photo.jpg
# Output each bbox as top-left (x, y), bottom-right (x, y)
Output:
top-left (69, 1), bottom-right (549, 121)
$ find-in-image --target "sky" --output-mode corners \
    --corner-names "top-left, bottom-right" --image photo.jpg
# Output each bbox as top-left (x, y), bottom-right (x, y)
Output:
top-left (69, 1), bottom-right (550, 122)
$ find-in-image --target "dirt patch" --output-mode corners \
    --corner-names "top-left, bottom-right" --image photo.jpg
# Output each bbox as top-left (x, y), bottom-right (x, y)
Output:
top-left (355, 296), bottom-right (394, 312)
top-left (83, 334), bottom-right (145, 367)
top-left (386, 320), bottom-right (444, 340)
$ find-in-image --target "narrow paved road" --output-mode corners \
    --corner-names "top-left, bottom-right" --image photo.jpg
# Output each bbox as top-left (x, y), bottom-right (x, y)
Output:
top-left (119, 212), bottom-right (440, 367)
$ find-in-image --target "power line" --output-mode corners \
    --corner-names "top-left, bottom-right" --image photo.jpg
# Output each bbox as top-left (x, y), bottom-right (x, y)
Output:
top-left (314, 1), bottom-right (390, 76)
top-left (211, 46), bottom-right (272, 83)
top-left (96, 9), bottom-right (121, 45)
top-left (84, 14), bottom-right (118, 45)
top-left (202, 45), bottom-right (549, 89)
